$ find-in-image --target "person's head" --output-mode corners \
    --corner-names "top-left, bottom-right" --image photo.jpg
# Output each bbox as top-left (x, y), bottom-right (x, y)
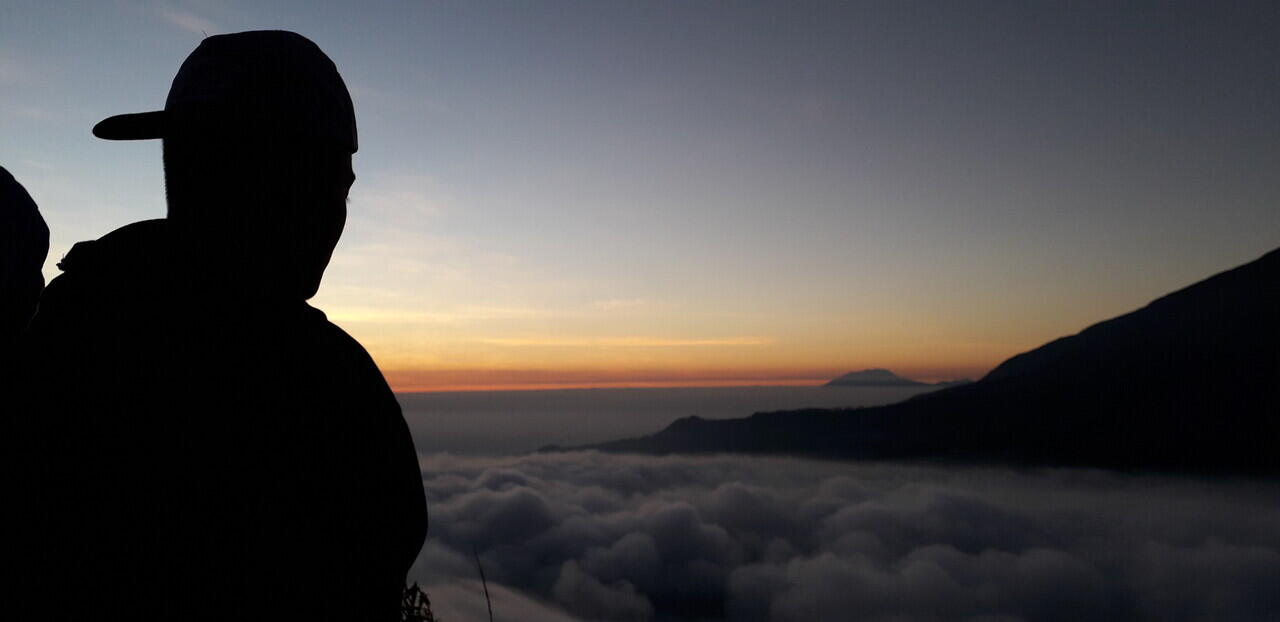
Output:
top-left (161, 132), bottom-right (353, 299)
top-left (92, 30), bottom-right (358, 300)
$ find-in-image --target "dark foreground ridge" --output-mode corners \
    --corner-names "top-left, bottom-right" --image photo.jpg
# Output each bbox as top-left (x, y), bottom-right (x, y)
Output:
top-left (568, 247), bottom-right (1280, 475)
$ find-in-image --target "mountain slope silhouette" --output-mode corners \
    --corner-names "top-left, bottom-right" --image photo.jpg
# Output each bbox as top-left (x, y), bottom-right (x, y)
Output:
top-left (582, 248), bottom-right (1280, 474)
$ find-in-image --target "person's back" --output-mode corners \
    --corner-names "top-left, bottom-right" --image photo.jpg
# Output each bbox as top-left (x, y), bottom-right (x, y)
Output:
top-left (22, 31), bottom-right (426, 620)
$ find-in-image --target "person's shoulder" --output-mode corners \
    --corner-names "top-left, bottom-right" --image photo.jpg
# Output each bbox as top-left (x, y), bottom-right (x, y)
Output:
top-left (42, 220), bottom-right (171, 295)
top-left (302, 305), bottom-right (364, 350)
top-left (292, 305), bottom-right (404, 419)
top-left (300, 304), bottom-right (392, 382)
top-left (54, 220), bottom-right (170, 274)
top-left (34, 220), bottom-right (173, 323)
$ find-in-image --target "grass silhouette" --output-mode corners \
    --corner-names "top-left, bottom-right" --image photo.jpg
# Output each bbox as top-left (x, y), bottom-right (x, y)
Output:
top-left (401, 583), bottom-right (438, 622)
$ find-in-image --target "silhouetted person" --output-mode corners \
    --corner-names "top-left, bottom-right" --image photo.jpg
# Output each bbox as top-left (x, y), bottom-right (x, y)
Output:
top-left (22, 31), bottom-right (426, 620)
top-left (0, 167), bottom-right (49, 613)
top-left (0, 166), bottom-right (48, 349)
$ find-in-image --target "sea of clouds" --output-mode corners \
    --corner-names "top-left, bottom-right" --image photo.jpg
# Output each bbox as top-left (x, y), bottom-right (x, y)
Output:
top-left (408, 452), bottom-right (1280, 622)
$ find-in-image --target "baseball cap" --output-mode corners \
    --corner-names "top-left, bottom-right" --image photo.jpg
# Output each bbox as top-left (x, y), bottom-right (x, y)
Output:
top-left (92, 30), bottom-right (357, 153)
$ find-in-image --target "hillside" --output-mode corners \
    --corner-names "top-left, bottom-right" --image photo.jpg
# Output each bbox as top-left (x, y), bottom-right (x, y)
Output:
top-left (578, 248), bottom-right (1280, 474)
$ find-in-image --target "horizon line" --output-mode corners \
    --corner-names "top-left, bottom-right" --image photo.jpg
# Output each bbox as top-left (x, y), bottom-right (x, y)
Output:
top-left (392, 378), bottom-right (835, 393)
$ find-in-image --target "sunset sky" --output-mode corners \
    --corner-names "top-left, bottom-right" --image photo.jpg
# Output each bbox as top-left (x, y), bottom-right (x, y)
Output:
top-left (4, 1), bottom-right (1278, 390)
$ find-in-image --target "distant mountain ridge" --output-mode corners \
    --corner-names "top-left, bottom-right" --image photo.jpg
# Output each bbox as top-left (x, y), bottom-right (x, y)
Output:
top-left (826, 369), bottom-right (927, 387)
top-left (570, 247), bottom-right (1280, 475)
top-left (826, 369), bottom-right (972, 388)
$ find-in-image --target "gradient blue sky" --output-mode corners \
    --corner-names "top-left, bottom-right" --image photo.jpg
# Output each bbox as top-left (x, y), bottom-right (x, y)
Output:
top-left (3, 1), bottom-right (1278, 389)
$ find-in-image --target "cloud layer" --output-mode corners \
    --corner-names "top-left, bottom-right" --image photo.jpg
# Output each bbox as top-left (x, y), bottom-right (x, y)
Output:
top-left (411, 452), bottom-right (1280, 621)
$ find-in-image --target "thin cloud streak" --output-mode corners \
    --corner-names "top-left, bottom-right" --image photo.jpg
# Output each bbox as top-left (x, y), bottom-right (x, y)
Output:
top-left (7, 105), bottom-right (52, 120)
top-left (159, 8), bottom-right (219, 36)
top-left (589, 298), bottom-right (672, 312)
top-left (382, 367), bottom-right (840, 393)
top-left (479, 336), bottom-right (774, 348)
top-left (326, 305), bottom-right (550, 325)
top-left (348, 173), bottom-right (449, 221)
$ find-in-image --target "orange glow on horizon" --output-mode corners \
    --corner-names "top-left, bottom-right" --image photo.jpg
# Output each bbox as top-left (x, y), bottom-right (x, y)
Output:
top-left (380, 365), bottom-right (992, 393)
top-left (393, 378), bottom-right (830, 393)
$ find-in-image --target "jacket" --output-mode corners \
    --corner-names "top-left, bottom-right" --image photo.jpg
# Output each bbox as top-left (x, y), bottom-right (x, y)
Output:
top-left (20, 219), bottom-right (426, 620)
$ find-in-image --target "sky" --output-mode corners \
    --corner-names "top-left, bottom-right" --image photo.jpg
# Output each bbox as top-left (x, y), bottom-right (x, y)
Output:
top-left (3, 1), bottom-right (1278, 391)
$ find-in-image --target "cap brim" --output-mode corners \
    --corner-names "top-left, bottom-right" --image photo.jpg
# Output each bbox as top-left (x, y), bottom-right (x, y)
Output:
top-left (92, 111), bottom-right (167, 140)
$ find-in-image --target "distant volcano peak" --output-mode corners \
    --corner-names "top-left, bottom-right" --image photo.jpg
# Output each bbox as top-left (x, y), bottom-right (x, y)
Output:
top-left (825, 369), bottom-right (927, 387)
